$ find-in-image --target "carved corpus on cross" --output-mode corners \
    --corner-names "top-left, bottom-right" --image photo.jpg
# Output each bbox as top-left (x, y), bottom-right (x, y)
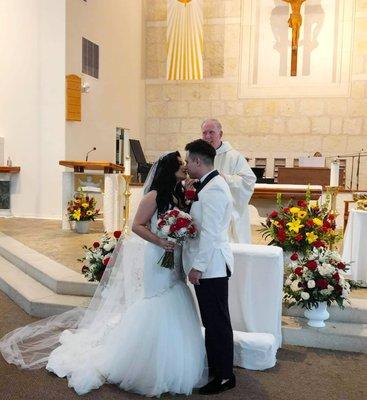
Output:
top-left (282, 0), bottom-right (306, 76)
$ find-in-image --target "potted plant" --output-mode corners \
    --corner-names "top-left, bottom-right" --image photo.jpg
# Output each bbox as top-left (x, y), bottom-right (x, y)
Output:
top-left (284, 248), bottom-right (351, 327)
top-left (79, 230), bottom-right (122, 281)
top-left (67, 193), bottom-right (99, 233)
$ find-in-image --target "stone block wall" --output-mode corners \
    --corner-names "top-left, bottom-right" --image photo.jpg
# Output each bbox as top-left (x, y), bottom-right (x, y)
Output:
top-left (144, 0), bottom-right (367, 189)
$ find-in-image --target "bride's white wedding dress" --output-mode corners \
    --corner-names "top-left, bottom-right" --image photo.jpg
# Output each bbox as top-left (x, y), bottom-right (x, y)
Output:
top-left (0, 212), bottom-right (207, 397)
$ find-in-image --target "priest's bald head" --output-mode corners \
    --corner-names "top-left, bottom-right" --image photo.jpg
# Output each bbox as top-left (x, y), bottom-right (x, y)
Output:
top-left (201, 118), bottom-right (223, 150)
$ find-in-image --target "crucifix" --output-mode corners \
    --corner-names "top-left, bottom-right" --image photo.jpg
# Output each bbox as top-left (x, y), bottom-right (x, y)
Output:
top-left (282, 0), bottom-right (306, 76)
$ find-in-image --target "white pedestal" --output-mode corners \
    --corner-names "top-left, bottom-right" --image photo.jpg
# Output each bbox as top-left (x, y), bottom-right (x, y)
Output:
top-left (61, 172), bottom-right (124, 232)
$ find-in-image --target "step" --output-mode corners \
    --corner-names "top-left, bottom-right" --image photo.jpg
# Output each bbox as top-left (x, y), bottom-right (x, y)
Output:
top-left (282, 316), bottom-right (367, 354)
top-left (0, 233), bottom-right (97, 296)
top-left (282, 298), bottom-right (367, 325)
top-left (0, 255), bottom-right (91, 318)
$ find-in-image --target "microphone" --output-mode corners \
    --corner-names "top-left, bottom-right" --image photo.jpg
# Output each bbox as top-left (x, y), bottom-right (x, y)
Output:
top-left (85, 147), bottom-right (96, 162)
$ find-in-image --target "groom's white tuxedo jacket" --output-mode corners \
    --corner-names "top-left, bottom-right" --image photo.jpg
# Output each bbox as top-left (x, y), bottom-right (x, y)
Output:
top-left (183, 172), bottom-right (234, 279)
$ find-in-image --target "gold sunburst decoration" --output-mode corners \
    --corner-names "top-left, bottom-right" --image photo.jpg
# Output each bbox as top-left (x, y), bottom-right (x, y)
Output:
top-left (167, 0), bottom-right (203, 80)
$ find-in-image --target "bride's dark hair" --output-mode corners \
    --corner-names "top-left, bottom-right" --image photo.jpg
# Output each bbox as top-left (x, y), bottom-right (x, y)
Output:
top-left (149, 151), bottom-right (183, 215)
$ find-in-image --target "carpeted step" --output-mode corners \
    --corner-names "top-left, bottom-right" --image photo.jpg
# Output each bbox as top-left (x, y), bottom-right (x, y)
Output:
top-left (0, 232), bottom-right (96, 296)
top-left (282, 316), bottom-right (367, 354)
top-left (0, 255), bottom-right (91, 318)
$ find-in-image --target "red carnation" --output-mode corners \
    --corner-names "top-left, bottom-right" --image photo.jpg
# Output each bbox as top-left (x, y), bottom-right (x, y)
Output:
top-left (176, 218), bottom-right (190, 229)
top-left (337, 262), bottom-right (346, 270)
top-left (333, 272), bottom-right (340, 282)
top-left (113, 230), bottom-right (122, 239)
top-left (306, 260), bottom-right (318, 271)
top-left (290, 253), bottom-right (299, 261)
top-left (297, 200), bottom-right (307, 208)
top-left (277, 229), bottom-right (286, 242)
top-left (102, 257), bottom-right (110, 266)
top-left (295, 234), bottom-right (303, 242)
top-left (93, 241), bottom-right (100, 248)
top-left (185, 189), bottom-right (197, 201)
top-left (269, 211), bottom-right (278, 219)
top-left (316, 279), bottom-right (328, 289)
top-left (313, 240), bottom-right (325, 248)
top-left (294, 267), bottom-right (303, 276)
top-left (170, 209), bottom-right (180, 217)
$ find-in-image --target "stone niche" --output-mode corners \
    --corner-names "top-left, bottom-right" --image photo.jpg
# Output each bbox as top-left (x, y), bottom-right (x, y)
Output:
top-left (239, 0), bottom-right (355, 98)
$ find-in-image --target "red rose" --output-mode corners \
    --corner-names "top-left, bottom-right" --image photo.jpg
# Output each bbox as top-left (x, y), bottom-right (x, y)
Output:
top-left (102, 257), bottom-right (110, 266)
top-left (334, 284), bottom-right (343, 293)
top-left (170, 223), bottom-right (179, 233)
top-left (283, 207), bottom-right (290, 213)
top-left (113, 230), bottom-right (122, 239)
top-left (316, 279), bottom-right (328, 289)
top-left (157, 219), bottom-right (165, 228)
top-left (333, 272), bottom-right (340, 282)
top-left (93, 241), bottom-right (100, 248)
top-left (305, 220), bottom-right (314, 227)
top-left (306, 260), bottom-right (317, 271)
top-left (294, 267), bottom-right (303, 276)
top-left (277, 229), bottom-right (286, 242)
top-left (170, 209), bottom-right (180, 217)
top-left (297, 200), bottom-right (307, 208)
top-left (176, 218), bottom-right (190, 229)
top-left (188, 225), bottom-right (196, 235)
top-left (269, 211), bottom-right (278, 219)
top-left (185, 189), bottom-right (197, 201)
top-left (313, 240), bottom-right (325, 248)
top-left (290, 253), bottom-right (299, 261)
top-left (337, 262), bottom-right (346, 270)
top-left (295, 234), bottom-right (303, 242)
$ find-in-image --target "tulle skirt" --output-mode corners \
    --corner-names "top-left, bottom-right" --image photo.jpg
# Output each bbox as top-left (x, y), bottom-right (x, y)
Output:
top-left (46, 281), bottom-right (207, 397)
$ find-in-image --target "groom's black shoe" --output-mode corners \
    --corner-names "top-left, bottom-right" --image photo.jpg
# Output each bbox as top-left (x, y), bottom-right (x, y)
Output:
top-left (199, 374), bottom-right (236, 395)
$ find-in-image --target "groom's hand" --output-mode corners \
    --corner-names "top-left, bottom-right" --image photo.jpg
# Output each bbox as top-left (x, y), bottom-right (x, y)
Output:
top-left (188, 269), bottom-right (202, 285)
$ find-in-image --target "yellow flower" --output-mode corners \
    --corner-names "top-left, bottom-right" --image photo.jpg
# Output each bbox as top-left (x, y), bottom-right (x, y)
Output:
top-left (298, 210), bottom-right (307, 219)
top-left (82, 202), bottom-right (89, 209)
top-left (272, 220), bottom-right (281, 227)
top-left (312, 218), bottom-right (323, 226)
top-left (290, 207), bottom-right (300, 214)
top-left (306, 232), bottom-right (318, 243)
top-left (86, 210), bottom-right (93, 216)
top-left (286, 219), bottom-right (304, 233)
top-left (72, 209), bottom-right (81, 221)
top-left (75, 199), bottom-right (81, 204)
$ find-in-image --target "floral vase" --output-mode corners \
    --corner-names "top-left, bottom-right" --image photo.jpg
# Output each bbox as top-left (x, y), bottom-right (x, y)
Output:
top-left (75, 220), bottom-right (90, 234)
top-left (304, 302), bottom-right (329, 328)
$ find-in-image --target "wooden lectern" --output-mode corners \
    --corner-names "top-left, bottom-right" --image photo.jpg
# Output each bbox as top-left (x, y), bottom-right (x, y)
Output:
top-left (59, 161), bottom-right (126, 232)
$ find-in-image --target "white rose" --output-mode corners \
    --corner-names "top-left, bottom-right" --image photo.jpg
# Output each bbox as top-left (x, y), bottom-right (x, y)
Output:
top-left (327, 285), bottom-right (334, 294)
top-left (290, 280), bottom-right (302, 292)
top-left (307, 280), bottom-right (316, 289)
top-left (162, 225), bottom-right (170, 236)
top-left (341, 289), bottom-right (349, 298)
top-left (285, 277), bottom-right (292, 286)
top-left (301, 292), bottom-right (310, 300)
top-left (103, 243), bottom-right (113, 252)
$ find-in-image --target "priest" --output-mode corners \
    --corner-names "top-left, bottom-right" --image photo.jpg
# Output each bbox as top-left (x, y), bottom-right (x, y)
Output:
top-left (201, 118), bottom-right (256, 243)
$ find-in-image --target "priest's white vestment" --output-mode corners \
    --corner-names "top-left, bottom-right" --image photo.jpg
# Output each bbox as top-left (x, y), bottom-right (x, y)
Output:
top-left (214, 141), bottom-right (256, 243)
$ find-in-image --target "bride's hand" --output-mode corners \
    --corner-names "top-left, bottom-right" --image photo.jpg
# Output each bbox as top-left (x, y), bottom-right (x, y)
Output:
top-left (158, 238), bottom-right (175, 252)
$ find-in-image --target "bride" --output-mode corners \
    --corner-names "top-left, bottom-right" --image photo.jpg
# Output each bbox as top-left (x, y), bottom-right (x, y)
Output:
top-left (0, 151), bottom-right (207, 397)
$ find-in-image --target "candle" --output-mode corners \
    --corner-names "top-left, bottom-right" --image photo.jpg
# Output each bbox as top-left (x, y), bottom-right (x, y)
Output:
top-left (123, 129), bottom-right (131, 175)
top-left (329, 159), bottom-right (340, 187)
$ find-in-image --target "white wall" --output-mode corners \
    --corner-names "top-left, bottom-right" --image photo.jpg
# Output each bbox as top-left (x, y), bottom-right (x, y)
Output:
top-left (0, 0), bottom-right (66, 218)
top-left (65, 0), bottom-right (145, 162)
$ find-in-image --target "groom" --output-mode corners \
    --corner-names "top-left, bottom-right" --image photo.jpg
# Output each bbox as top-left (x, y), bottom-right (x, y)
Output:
top-left (183, 139), bottom-right (235, 395)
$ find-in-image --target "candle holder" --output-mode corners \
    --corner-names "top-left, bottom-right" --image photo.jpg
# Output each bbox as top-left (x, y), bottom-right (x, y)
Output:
top-left (325, 185), bottom-right (339, 251)
top-left (122, 174), bottom-right (132, 235)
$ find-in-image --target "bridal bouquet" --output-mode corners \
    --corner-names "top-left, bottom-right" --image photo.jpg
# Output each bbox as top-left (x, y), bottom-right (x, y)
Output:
top-left (79, 230), bottom-right (122, 281)
top-left (156, 208), bottom-right (197, 269)
top-left (284, 247), bottom-right (351, 310)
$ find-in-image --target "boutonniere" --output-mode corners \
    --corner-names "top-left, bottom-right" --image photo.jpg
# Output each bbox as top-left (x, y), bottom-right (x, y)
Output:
top-left (184, 188), bottom-right (198, 205)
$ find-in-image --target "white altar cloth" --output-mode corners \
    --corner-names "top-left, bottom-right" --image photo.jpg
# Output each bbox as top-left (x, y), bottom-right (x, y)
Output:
top-left (342, 209), bottom-right (367, 282)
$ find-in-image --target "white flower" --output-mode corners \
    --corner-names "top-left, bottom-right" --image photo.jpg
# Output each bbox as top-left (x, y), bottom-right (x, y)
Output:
top-left (307, 280), bottom-right (316, 289)
top-left (103, 243), bottom-right (113, 252)
top-left (327, 284), bottom-right (334, 293)
top-left (301, 292), bottom-right (310, 300)
top-left (285, 277), bottom-right (292, 286)
top-left (341, 289), bottom-right (349, 298)
top-left (290, 280), bottom-right (302, 292)
top-left (161, 225), bottom-right (170, 236)
top-left (318, 263), bottom-right (335, 276)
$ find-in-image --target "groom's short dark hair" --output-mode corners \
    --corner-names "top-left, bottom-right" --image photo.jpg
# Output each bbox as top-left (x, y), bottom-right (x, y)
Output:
top-left (185, 139), bottom-right (216, 166)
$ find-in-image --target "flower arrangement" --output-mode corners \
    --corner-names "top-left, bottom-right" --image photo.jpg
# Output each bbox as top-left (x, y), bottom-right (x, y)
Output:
top-left (156, 207), bottom-right (197, 269)
top-left (356, 199), bottom-right (367, 211)
top-left (284, 247), bottom-right (351, 309)
top-left (79, 230), bottom-right (122, 281)
top-left (67, 193), bottom-right (99, 221)
top-left (260, 192), bottom-right (341, 253)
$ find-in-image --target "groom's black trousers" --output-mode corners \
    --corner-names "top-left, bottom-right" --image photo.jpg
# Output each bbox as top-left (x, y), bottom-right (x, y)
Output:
top-left (194, 274), bottom-right (234, 379)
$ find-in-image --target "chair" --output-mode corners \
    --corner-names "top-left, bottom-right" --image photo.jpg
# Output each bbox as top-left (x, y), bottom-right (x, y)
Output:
top-left (129, 139), bottom-right (153, 182)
